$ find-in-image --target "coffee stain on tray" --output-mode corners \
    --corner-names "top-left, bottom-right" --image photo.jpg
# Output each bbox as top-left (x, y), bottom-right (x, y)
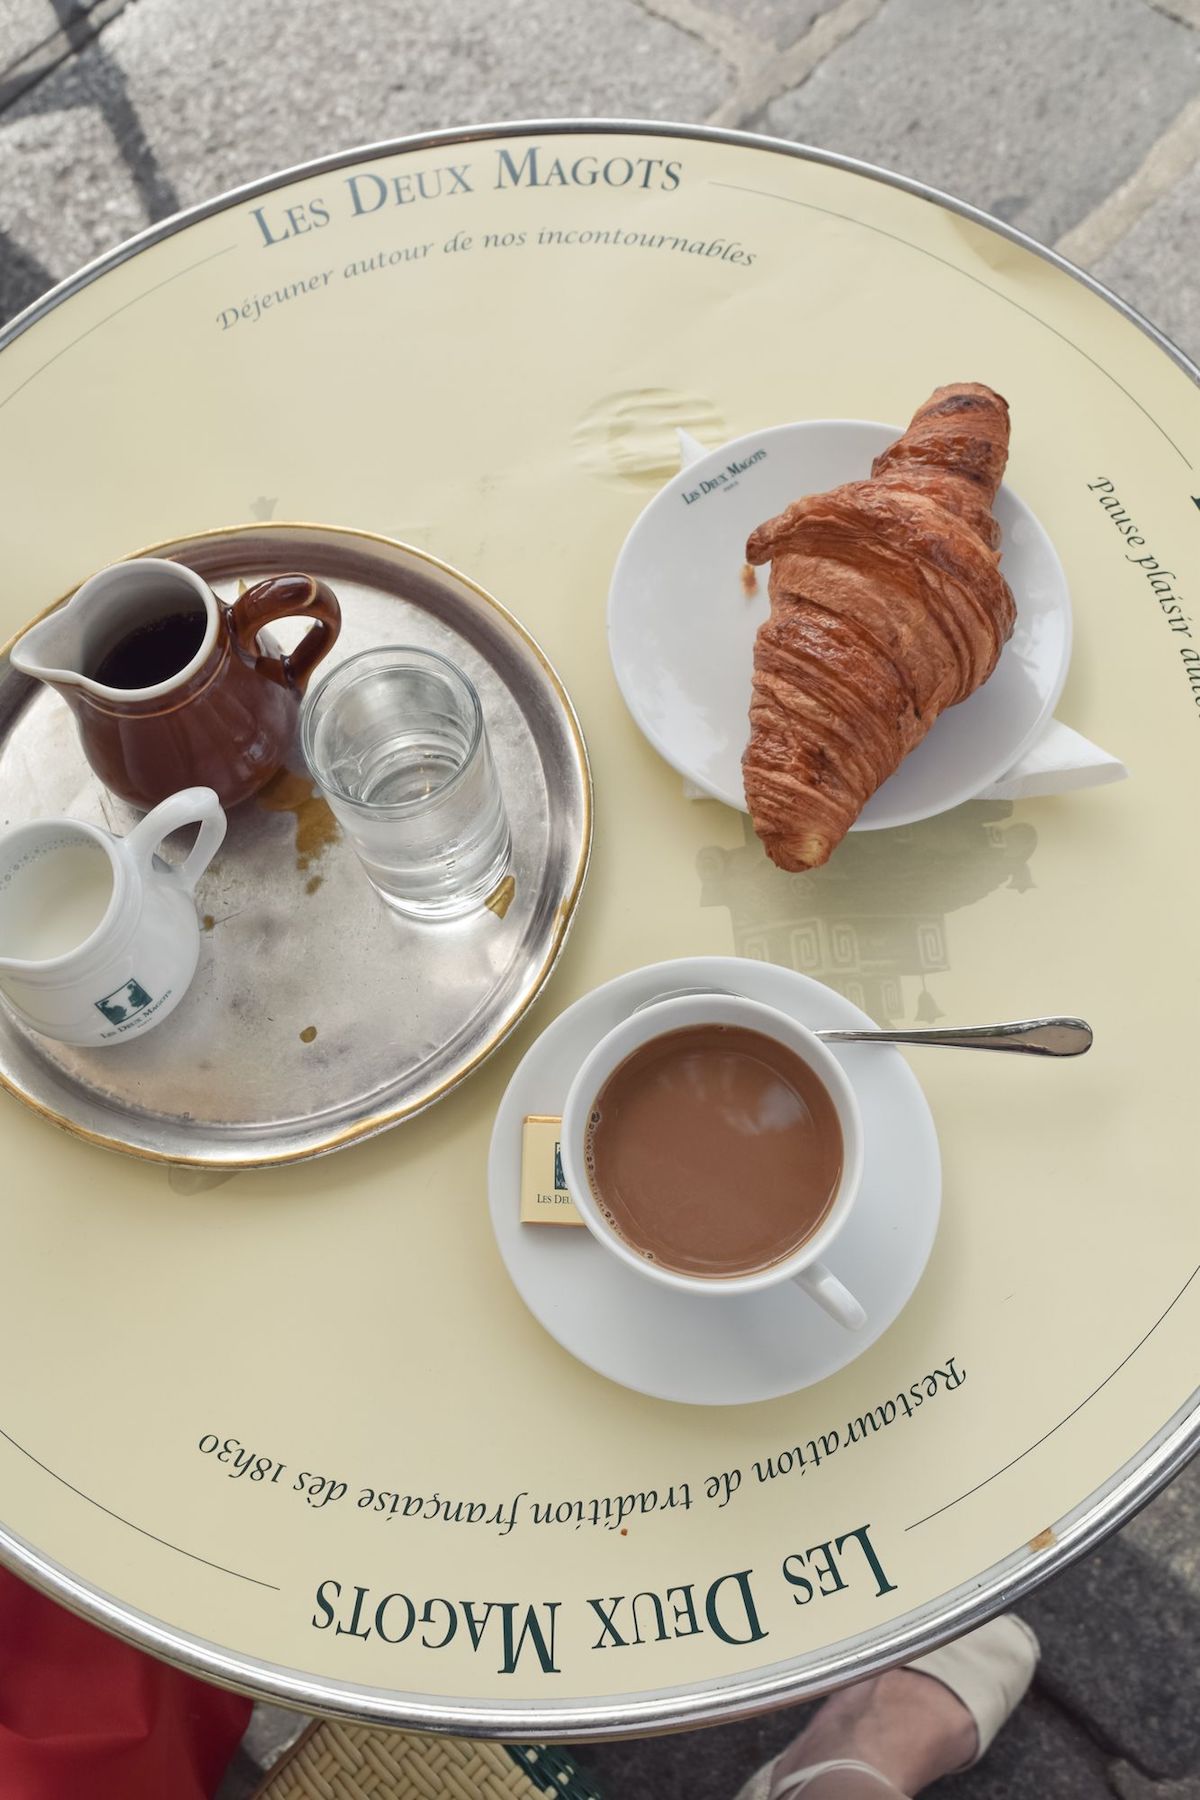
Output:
top-left (1028, 1526), bottom-right (1057, 1552)
top-left (485, 874), bottom-right (516, 918)
top-left (201, 914), bottom-right (215, 932)
top-left (305, 875), bottom-right (324, 896)
top-left (299, 1025), bottom-right (318, 1044)
top-left (257, 769), bottom-right (340, 873)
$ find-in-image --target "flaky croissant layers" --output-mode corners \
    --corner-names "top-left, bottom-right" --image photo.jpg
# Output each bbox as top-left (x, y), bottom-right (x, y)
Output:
top-left (743, 383), bottom-right (1017, 871)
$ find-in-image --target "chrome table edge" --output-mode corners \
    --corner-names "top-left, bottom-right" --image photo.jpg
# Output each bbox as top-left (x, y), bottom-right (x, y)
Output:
top-left (0, 116), bottom-right (1194, 1735)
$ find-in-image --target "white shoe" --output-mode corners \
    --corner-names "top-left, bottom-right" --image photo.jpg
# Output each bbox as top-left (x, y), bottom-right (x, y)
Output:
top-left (907, 1613), bottom-right (1039, 1768)
top-left (733, 1613), bottom-right (1040, 1799)
top-left (771, 1761), bottom-right (896, 1796)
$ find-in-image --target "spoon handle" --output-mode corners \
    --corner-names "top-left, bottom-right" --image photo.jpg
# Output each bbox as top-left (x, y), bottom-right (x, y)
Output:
top-left (816, 1018), bottom-right (1092, 1056)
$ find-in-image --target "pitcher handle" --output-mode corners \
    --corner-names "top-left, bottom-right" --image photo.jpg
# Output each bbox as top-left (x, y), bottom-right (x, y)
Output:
top-left (229, 573), bottom-right (341, 692)
top-left (126, 787), bottom-right (227, 892)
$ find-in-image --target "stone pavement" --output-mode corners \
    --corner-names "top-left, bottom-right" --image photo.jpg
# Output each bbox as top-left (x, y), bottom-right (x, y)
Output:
top-left (1, 0), bottom-right (1197, 1795)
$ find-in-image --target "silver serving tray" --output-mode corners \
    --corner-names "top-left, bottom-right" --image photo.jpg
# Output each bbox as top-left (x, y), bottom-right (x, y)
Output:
top-left (0, 523), bottom-right (591, 1166)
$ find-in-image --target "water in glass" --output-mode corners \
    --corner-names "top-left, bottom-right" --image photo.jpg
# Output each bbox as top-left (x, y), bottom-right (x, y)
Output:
top-left (302, 648), bottom-right (511, 918)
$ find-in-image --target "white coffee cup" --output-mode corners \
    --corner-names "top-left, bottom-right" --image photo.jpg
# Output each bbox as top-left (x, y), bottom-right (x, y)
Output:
top-left (559, 992), bottom-right (867, 1330)
top-left (0, 787), bottom-right (226, 1047)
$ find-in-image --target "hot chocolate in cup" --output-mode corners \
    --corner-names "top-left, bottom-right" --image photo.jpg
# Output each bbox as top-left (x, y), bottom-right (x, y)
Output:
top-left (559, 992), bottom-right (867, 1330)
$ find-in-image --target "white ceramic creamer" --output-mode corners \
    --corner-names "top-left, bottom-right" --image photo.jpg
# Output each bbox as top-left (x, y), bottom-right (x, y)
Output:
top-left (0, 787), bottom-right (226, 1047)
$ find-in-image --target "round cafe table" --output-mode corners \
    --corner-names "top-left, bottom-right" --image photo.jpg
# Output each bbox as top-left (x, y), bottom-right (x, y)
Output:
top-left (0, 122), bottom-right (1197, 1742)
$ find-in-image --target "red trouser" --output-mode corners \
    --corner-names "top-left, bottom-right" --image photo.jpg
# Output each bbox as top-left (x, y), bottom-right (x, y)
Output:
top-left (0, 1568), bottom-right (252, 1799)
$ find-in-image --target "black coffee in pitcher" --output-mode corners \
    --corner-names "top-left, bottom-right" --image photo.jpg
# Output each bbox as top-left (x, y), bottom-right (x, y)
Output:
top-left (91, 608), bottom-right (208, 690)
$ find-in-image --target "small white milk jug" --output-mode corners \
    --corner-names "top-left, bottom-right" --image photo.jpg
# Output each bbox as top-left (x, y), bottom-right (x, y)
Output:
top-left (0, 787), bottom-right (226, 1047)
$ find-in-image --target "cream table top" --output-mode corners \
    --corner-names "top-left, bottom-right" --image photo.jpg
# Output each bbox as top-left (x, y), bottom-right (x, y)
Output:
top-left (0, 123), bottom-right (1196, 1738)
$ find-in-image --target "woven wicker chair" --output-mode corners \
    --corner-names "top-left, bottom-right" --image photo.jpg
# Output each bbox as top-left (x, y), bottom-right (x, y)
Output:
top-left (253, 1721), bottom-right (603, 1800)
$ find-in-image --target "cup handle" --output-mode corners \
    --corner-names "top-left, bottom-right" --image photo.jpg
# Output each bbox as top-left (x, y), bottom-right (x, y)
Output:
top-left (228, 573), bottom-right (341, 692)
top-left (126, 787), bottom-right (227, 892)
top-left (792, 1260), bottom-right (867, 1331)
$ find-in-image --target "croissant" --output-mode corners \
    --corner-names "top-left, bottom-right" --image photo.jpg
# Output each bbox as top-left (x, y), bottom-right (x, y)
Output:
top-left (743, 383), bottom-right (1016, 871)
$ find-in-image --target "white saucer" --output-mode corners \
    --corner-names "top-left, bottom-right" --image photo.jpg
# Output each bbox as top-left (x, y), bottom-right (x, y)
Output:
top-left (487, 957), bottom-right (941, 1405)
top-left (607, 419), bottom-right (1073, 830)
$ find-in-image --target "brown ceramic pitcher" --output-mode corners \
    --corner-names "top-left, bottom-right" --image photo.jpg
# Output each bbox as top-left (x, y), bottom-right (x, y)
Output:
top-left (12, 557), bottom-right (341, 810)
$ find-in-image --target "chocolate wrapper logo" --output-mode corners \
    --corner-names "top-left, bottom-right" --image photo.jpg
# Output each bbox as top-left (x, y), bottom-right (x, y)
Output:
top-left (521, 1117), bottom-right (583, 1226)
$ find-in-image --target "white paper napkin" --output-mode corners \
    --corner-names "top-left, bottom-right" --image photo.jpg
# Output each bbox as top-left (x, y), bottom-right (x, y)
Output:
top-left (675, 429), bottom-right (1128, 804)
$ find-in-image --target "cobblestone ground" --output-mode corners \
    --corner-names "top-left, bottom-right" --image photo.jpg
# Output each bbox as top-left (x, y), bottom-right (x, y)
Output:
top-left (2, 2), bottom-right (1198, 1797)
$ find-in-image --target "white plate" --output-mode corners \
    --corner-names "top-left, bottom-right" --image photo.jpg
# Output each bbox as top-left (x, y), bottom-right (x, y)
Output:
top-left (608, 420), bottom-right (1073, 829)
top-left (487, 957), bottom-right (941, 1405)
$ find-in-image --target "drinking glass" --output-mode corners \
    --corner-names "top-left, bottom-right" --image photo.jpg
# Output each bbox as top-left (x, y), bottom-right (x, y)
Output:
top-left (301, 647), bottom-right (511, 919)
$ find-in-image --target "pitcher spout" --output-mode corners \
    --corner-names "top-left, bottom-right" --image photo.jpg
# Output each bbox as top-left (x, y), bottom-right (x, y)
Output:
top-left (10, 593), bottom-right (93, 688)
top-left (11, 557), bottom-right (219, 698)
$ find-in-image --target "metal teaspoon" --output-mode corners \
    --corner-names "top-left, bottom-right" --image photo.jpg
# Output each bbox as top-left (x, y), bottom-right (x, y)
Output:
top-left (815, 1018), bottom-right (1091, 1056)
top-left (634, 990), bottom-right (1092, 1057)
